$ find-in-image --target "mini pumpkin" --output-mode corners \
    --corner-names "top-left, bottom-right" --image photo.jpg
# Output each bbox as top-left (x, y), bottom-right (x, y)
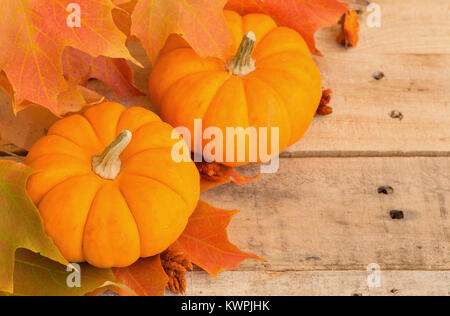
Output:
top-left (26, 102), bottom-right (200, 268)
top-left (149, 10), bottom-right (322, 166)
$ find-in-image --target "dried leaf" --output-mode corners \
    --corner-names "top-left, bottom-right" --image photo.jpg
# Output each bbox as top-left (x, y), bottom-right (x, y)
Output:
top-left (316, 89), bottom-right (333, 116)
top-left (131, 0), bottom-right (231, 63)
top-left (63, 47), bottom-right (143, 100)
top-left (57, 83), bottom-right (106, 115)
top-left (112, 0), bottom-right (138, 38)
top-left (113, 255), bottom-right (169, 296)
top-left (196, 162), bottom-right (259, 192)
top-left (161, 245), bottom-right (193, 294)
top-left (174, 201), bottom-right (263, 278)
top-left (337, 9), bottom-right (360, 48)
top-left (0, 161), bottom-right (68, 293)
top-left (226, 0), bottom-right (348, 54)
top-left (0, 0), bottom-right (135, 115)
top-left (10, 249), bottom-right (115, 296)
top-left (0, 90), bottom-right (58, 151)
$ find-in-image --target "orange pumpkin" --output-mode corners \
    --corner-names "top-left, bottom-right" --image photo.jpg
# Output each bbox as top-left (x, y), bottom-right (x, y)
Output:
top-left (149, 10), bottom-right (322, 166)
top-left (25, 102), bottom-right (200, 268)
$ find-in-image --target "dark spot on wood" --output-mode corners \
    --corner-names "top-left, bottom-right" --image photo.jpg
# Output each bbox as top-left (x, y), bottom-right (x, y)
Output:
top-left (378, 186), bottom-right (394, 195)
top-left (390, 110), bottom-right (404, 121)
top-left (390, 210), bottom-right (404, 220)
top-left (305, 257), bottom-right (321, 262)
top-left (390, 289), bottom-right (399, 295)
top-left (352, 293), bottom-right (363, 296)
top-left (438, 193), bottom-right (447, 219)
top-left (373, 71), bottom-right (385, 80)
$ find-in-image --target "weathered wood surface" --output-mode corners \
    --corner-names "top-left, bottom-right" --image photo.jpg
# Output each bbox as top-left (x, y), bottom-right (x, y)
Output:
top-left (177, 270), bottom-right (449, 296)
top-left (184, 0), bottom-right (450, 296)
top-left (202, 158), bottom-right (449, 272)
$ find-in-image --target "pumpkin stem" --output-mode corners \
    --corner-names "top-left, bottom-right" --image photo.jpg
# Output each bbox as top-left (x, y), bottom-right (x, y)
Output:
top-left (92, 130), bottom-right (132, 180)
top-left (227, 31), bottom-right (256, 76)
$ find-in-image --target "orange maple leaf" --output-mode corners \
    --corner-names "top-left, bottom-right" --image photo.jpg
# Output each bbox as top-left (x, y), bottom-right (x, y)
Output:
top-left (196, 161), bottom-right (259, 192)
top-left (89, 201), bottom-right (261, 296)
top-left (131, 0), bottom-right (232, 63)
top-left (63, 47), bottom-right (143, 100)
top-left (225, 0), bottom-right (348, 54)
top-left (112, 255), bottom-right (169, 296)
top-left (0, 0), bottom-right (136, 115)
top-left (174, 201), bottom-right (263, 278)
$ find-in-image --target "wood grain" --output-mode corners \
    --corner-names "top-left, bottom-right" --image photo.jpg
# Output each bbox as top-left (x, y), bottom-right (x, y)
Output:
top-left (320, 0), bottom-right (450, 55)
top-left (202, 158), bottom-right (450, 271)
top-left (175, 270), bottom-right (450, 296)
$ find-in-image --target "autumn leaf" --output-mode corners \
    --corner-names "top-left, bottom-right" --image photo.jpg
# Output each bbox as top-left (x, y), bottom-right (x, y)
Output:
top-left (196, 162), bottom-right (259, 192)
top-left (112, 0), bottom-right (138, 37)
top-left (0, 87), bottom-right (57, 151)
top-left (0, 161), bottom-right (68, 294)
top-left (113, 255), bottom-right (169, 296)
top-left (63, 47), bottom-right (143, 100)
top-left (0, 73), bottom-right (16, 109)
top-left (8, 249), bottom-right (116, 296)
top-left (113, 0), bottom-right (134, 5)
top-left (316, 89), bottom-right (333, 116)
top-left (131, 0), bottom-right (232, 63)
top-left (337, 9), bottom-right (360, 48)
top-left (0, 0), bottom-right (136, 115)
top-left (174, 201), bottom-right (262, 278)
top-left (226, 0), bottom-right (348, 54)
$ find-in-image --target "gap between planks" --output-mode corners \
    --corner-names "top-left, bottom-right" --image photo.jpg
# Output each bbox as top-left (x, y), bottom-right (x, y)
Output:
top-left (281, 151), bottom-right (450, 158)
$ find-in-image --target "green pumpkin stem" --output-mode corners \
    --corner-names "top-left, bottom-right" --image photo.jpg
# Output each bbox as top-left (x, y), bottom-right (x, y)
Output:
top-left (227, 31), bottom-right (256, 76)
top-left (92, 130), bottom-right (132, 180)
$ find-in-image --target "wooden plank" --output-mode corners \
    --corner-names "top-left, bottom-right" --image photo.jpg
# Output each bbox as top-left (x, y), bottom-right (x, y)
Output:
top-left (174, 270), bottom-right (450, 296)
top-left (319, 0), bottom-right (450, 55)
top-left (286, 52), bottom-right (450, 155)
top-left (201, 157), bottom-right (450, 271)
top-left (287, 0), bottom-right (450, 155)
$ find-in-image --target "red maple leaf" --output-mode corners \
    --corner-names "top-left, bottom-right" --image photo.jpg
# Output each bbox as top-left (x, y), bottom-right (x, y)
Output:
top-left (226, 0), bottom-right (348, 54)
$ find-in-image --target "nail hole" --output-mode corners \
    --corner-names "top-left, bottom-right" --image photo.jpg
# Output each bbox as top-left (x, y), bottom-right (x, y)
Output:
top-left (390, 210), bottom-right (404, 220)
top-left (378, 186), bottom-right (394, 195)
top-left (390, 110), bottom-right (404, 121)
top-left (373, 71), bottom-right (385, 80)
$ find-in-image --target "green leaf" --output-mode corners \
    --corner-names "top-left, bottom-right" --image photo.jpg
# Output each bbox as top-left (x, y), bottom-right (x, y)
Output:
top-left (9, 249), bottom-right (115, 296)
top-left (0, 161), bottom-right (68, 293)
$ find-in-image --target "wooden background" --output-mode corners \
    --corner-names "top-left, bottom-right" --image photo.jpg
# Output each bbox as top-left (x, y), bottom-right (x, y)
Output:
top-left (1, 0), bottom-right (448, 296)
top-left (185, 0), bottom-right (450, 296)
